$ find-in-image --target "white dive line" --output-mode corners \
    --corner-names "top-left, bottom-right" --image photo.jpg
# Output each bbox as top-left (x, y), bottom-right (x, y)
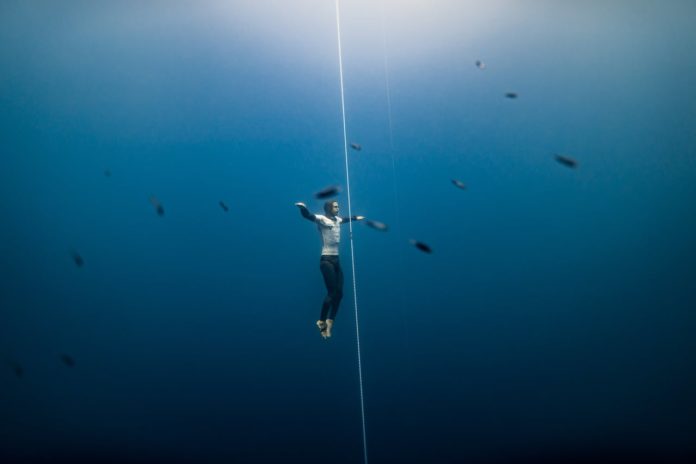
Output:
top-left (334, 1), bottom-right (369, 463)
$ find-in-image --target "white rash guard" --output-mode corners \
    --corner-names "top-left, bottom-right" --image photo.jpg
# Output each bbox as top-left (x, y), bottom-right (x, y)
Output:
top-left (314, 214), bottom-right (343, 256)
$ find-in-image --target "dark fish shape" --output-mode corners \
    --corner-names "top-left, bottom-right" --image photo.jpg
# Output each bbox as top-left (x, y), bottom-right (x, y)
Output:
top-left (149, 196), bottom-right (165, 216)
top-left (505, 92), bottom-right (518, 99)
top-left (219, 201), bottom-right (229, 212)
top-left (70, 250), bottom-right (84, 268)
top-left (554, 154), bottom-right (578, 169)
top-left (365, 219), bottom-right (388, 231)
top-left (9, 361), bottom-right (23, 378)
top-left (451, 179), bottom-right (467, 190)
top-left (409, 239), bottom-right (432, 254)
top-left (60, 354), bottom-right (75, 367)
top-left (475, 60), bottom-right (486, 69)
top-left (350, 143), bottom-right (362, 151)
top-left (314, 185), bottom-right (341, 199)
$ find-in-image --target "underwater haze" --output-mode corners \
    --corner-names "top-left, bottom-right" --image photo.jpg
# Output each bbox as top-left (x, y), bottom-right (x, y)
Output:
top-left (2, 1), bottom-right (696, 462)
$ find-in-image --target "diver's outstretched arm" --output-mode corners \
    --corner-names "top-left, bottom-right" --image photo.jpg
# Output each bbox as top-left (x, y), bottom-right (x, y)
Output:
top-left (295, 202), bottom-right (316, 222)
top-left (340, 215), bottom-right (365, 223)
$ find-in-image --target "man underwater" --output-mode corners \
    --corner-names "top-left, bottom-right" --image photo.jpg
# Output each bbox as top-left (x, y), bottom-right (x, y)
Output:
top-left (295, 200), bottom-right (363, 339)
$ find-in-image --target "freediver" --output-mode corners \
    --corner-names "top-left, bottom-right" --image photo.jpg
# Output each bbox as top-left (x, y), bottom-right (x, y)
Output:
top-left (295, 200), bottom-right (363, 339)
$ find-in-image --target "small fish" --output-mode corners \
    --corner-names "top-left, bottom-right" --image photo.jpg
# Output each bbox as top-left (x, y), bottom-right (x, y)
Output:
top-left (314, 185), bottom-right (341, 199)
top-left (350, 143), bottom-right (362, 151)
top-left (409, 239), bottom-right (432, 254)
top-left (104, 169), bottom-right (112, 177)
top-left (365, 219), bottom-right (388, 231)
top-left (451, 179), bottom-right (467, 190)
top-left (219, 201), bottom-right (229, 212)
top-left (60, 354), bottom-right (75, 367)
top-left (9, 361), bottom-right (23, 378)
top-left (149, 196), bottom-right (165, 216)
top-left (70, 251), bottom-right (84, 268)
top-left (554, 154), bottom-right (578, 169)
top-left (505, 92), bottom-right (518, 99)
top-left (475, 60), bottom-right (486, 69)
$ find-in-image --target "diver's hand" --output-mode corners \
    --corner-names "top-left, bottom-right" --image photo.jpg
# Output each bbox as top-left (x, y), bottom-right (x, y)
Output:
top-left (294, 202), bottom-right (307, 209)
top-left (355, 215), bottom-right (365, 221)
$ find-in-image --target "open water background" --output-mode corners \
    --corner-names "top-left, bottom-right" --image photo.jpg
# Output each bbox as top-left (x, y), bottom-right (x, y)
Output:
top-left (2, 1), bottom-right (695, 462)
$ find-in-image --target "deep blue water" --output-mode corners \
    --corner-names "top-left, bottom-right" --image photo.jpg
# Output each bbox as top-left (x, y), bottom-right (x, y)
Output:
top-left (2, 1), bottom-right (696, 463)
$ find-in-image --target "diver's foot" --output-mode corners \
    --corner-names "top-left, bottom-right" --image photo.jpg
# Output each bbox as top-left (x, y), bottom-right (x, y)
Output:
top-left (316, 320), bottom-right (328, 339)
top-left (325, 319), bottom-right (334, 338)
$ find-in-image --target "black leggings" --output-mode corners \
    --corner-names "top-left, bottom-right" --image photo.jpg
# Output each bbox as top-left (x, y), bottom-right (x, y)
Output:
top-left (319, 255), bottom-right (344, 321)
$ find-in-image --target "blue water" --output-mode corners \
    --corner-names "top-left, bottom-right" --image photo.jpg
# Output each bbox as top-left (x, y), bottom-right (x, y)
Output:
top-left (2, 1), bottom-right (695, 463)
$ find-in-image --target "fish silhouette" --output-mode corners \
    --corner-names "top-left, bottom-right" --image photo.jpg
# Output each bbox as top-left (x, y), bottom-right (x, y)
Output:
top-left (149, 196), bottom-right (165, 216)
top-left (554, 154), bottom-right (578, 169)
top-left (365, 219), bottom-right (388, 231)
top-left (451, 179), bottom-right (467, 190)
top-left (410, 239), bottom-right (432, 254)
top-left (314, 185), bottom-right (341, 199)
top-left (70, 251), bottom-right (84, 268)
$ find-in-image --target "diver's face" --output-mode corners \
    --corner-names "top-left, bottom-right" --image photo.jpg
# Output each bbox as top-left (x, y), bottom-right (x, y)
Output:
top-left (330, 202), bottom-right (339, 216)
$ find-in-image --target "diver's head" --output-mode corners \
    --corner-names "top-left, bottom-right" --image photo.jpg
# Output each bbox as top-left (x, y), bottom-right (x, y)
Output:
top-left (324, 200), bottom-right (339, 217)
